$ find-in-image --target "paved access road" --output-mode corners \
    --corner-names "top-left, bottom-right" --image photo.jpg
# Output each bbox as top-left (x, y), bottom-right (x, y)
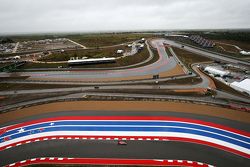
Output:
top-left (163, 39), bottom-right (250, 66)
top-left (0, 111), bottom-right (249, 167)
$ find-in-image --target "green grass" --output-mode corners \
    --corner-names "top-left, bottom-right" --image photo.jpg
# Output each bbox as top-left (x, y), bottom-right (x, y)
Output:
top-left (0, 63), bottom-right (12, 68)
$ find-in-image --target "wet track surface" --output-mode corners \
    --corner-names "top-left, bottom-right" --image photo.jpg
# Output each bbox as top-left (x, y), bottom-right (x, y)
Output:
top-left (0, 110), bottom-right (249, 167)
top-left (1, 140), bottom-right (249, 167)
top-left (0, 39), bottom-right (177, 80)
top-left (1, 38), bottom-right (250, 167)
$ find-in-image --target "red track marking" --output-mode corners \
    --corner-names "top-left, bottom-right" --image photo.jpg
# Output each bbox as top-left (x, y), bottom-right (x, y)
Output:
top-left (1, 116), bottom-right (249, 158)
top-left (5, 157), bottom-right (215, 167)
top-left (1, 135), bottom-right (249, 158)
top-left (4, 116), bottom-right (249, 137)
top-left (0, 128), bottom-right (7, 136)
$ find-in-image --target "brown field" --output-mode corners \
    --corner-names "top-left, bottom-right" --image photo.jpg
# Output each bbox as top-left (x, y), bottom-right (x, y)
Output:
top-left (20, 46), bottom-right (153, 69)
top-left (1, 101), bottom-right (249, 124)
top-left (172, 47), bottom-right (212, 70)
top-left (68, 33), bottom-right (157, 47)
top-left (215, 43), bottom-right (239, 53)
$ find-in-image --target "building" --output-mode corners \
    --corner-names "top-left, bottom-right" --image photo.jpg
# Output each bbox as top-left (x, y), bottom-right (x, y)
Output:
top-left (117, 50), bottom-right (124, 54)
top-left (13, 56), bottom-right (21, 59)
top-left (204, 66), bottom-right (230, 77)
top-left (230, 79), bottom-right (250, 95)
top-left (68, 57), bottom-right (116, 65)
top-left (240, 51), bottom-right (250, 55)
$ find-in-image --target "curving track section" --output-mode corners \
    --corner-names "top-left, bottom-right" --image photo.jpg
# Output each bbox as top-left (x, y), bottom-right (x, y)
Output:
top-left (1, 116), bottom-right (249, 162)
top-left (5, 157), bottom-right (215, 167)
top-left (0, 39), bottom-right (178, 81)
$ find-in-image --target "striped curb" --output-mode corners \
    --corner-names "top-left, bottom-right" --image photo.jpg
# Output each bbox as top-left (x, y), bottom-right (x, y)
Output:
top-left (5, 157), bottom-right (216, 167)
top-left (1, 116), bottom-right (249, 158)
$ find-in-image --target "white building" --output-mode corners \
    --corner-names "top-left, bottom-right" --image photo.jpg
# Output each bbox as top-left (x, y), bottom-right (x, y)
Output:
top-left (117, 50), bottom-right (124, 54)
top-left (139, 44), bottom-right (144, 48)
top-left (230, 79), bottom-right (250, 95)
top-left (240, 51), bottom-right (250, 55)
top-left (68, 57), bottom-right (116, 65)
top-left (204, 66), bottom-right (230, 77)
top-left (13, 56), bottom-right (21, 59)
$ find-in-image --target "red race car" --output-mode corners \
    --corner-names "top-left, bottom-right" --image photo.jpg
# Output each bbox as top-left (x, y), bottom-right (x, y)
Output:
top-left (118, 141), bottom-right (127, 145)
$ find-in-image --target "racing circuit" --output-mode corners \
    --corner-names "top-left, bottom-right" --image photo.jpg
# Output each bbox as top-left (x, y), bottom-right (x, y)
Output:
top-left (0, 101), bottom-right (249, 167)
top-left (0, 39), bottom-right (180, 81)
top-left (1, 37), bottom-right (250, 167)
top-left (1, 38), bottom-right (249, 82)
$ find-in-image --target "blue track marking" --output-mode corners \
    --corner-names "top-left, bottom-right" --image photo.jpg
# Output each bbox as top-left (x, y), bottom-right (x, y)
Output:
top-left (0, 120), bottom-right (249, 150)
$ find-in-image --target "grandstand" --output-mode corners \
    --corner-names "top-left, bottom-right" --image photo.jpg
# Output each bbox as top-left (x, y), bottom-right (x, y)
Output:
top-left (189, 35), bottom-right (215, 48)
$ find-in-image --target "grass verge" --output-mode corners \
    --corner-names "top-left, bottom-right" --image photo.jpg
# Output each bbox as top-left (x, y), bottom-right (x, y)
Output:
top-left (171, 47), bottom-right (212, 71)
top-left (0, 83), bottom-right (82, 91)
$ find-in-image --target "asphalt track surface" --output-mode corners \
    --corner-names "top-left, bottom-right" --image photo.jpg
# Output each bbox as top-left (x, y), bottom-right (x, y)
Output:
top-left (0, 38), bottom-right (250, 167)
top-left (0, 39), bottom-right (177, 80)
top-left (0, 110), bottom-right (249, 167)
top-left (1, 38), bottom-right (249, 81)
top-left (0, 64), bottom-right (213, 97)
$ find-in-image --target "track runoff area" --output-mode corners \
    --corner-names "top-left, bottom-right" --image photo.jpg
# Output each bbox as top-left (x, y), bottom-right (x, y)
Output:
top-left (0, 115), bottom-right (249, 167)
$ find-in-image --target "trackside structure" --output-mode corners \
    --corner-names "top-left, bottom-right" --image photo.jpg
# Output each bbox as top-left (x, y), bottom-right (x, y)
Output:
top-left (68, 57), bottom-right (116, 65)
top-left (204, 66), bottom-right (230, 77)
top-left (230, 79), bottom-right (250, 95)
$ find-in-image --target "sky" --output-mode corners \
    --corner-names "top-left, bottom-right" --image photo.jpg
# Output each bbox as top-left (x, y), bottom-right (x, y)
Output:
top-left (0, 0), bottom-right (249, 34)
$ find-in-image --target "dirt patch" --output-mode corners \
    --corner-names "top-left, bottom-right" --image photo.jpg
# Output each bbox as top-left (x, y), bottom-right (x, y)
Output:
top-left (214, 40), bottom-right (250, 51)
top-left (1, 101), bottom-right (249, 124)
top-left (215, 42), bottom-right (239, 53)
top-left (94, 89), bottom-right (206, 97)
top-left (163, 77), bottom-right (202, 85)
top-left (210, 76), bottom-right (249, 98)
